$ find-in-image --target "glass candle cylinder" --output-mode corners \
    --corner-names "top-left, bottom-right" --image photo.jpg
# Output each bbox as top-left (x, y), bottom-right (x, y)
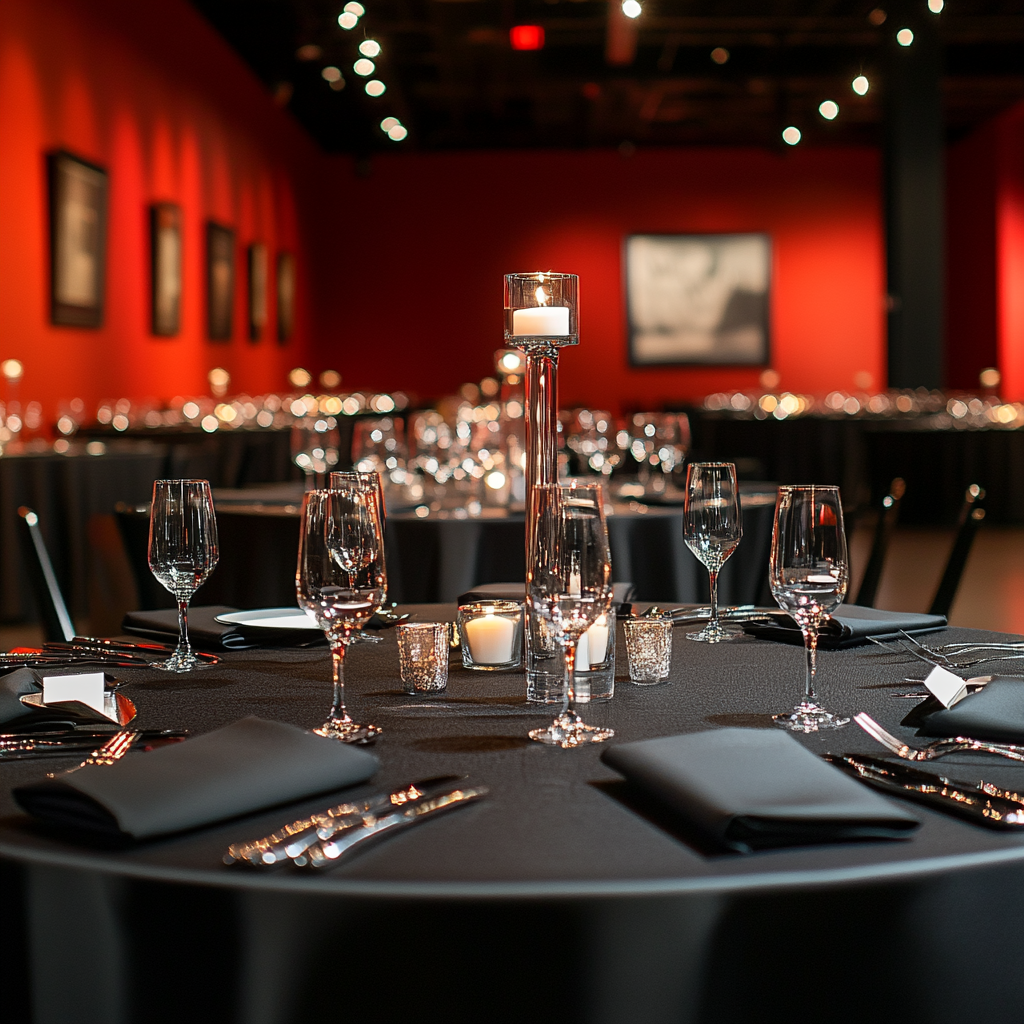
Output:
top-left (574, 608), bottom-right (616, 702)
top-left (397, 622), bottom-right (450, 693)
top-left (503, 273), bottom-right (579, 344)
top-left (622, 618), bottom-right (673, 685)
top-left (458, 601), bottom-right (524, 671)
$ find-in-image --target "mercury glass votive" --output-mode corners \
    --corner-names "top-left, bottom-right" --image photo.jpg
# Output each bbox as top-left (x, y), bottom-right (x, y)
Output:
top-left (457, 601), bottom-right (524, 671)
top-left (397, 622), bottom-right (450, 693)
top-left (622, 619), bottom-right (673, 685)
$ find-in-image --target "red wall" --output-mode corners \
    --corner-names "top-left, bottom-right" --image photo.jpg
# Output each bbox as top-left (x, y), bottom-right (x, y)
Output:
top-left (995, 104), bottom-right (1024, 402)
top-left (0, 0), bottom-right (321, 414)
top-left (317, 147), bottom-right (886, 412)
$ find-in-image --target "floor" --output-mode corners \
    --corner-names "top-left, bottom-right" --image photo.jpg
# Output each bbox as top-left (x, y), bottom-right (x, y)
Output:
top-left (2, 525), bottom-right (1023, 650)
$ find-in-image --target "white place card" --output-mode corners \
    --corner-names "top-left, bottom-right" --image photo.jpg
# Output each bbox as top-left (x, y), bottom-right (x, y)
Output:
top-left (42, 672), bottom-right (107, 716)
top-left (923, 664), bottom-right (969, 709)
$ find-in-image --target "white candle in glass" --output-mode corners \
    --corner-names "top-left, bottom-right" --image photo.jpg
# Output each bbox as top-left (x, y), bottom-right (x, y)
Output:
top-left (512, 306), bottom-right (570, 336)
top-left (463, 611), bottom-right (516, 664)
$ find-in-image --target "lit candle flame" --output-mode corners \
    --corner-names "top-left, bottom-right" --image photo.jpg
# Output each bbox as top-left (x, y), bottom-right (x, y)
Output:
top-left (535, 285), bottom-right (550, 305)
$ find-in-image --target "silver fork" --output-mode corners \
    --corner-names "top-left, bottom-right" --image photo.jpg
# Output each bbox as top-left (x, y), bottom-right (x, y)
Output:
top-left (853, 712), bottom-right (1024, 762)
top-left (46, 728), bottom-right (138, 778)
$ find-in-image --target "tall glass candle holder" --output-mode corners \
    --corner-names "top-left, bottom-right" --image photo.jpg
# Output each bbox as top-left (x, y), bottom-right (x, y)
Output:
top-left (504, 272), bottom-right (580, 703)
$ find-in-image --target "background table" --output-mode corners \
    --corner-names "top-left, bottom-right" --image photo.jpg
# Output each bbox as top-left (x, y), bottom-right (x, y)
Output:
top-left (2, 610), bottom-right (1024, 1023)
top-left (117, 491), bottom-right (777, 610)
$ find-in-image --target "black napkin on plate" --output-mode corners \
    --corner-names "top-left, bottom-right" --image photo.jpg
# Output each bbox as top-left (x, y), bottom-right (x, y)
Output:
top-left (14, 717), bottom-right (378, 841)
top-left (601, 727), bottom-right (919, 852)
top-left (122, 606), bottom-right (325, 650)
top-left (742, 604), bottom-right (947, 650)
top-left (912, 678), bottom-right (1024, 745)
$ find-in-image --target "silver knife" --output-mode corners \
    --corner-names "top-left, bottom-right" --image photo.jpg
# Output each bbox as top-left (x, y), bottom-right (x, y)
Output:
top-left (223, 775), bottom-right (464, 867)
top-left (302, 785), bottom-right (489, 869)
top-left (826, 754), bottom-right (1024, 827)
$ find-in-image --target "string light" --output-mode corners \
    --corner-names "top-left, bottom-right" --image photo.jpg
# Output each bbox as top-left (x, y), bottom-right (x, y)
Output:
top-left (365, 79), bottom-right (386, 96)
top-left (359, 40), bottom-right (381, 57)
top-left (710, 47), bottom-right (729, 64)
top-left (896, 27), bottom-right (914, 45)
top-left (928, 0), bottom-right (943, 12)
top-left (819, 100), bottom-right (839, 120)
top-left (852, 75), bottom-right (869, 95)
top-left (782, 126), bottom-right (801, 145)
top-left (622, 0), bottom-right (642, 18)
top-left (353, 58), bottom-right (375, 76)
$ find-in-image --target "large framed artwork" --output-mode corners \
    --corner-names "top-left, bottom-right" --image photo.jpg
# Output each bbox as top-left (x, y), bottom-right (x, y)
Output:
top-left (248, 242), bottom-right (268, 341)
top-left (277, 251), bottom-right (295, 343)
top-left (206, 222), bottom-right (235, 341)
top-left (49, 151), bottom-right (108, 328)
top-left (151, 203), bottom-right (182, 336)
top-left (625, 233), bottom-right (770, 366)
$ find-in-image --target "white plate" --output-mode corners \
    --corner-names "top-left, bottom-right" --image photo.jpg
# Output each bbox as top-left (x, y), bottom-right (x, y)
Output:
top-left (215, 608), bottom-right (322, 631)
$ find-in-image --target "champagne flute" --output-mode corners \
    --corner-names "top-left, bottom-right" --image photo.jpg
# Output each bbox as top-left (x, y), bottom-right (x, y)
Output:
top-left (147, 479), bottom-right (219, 672)
top-left (527, 482), bottom-right (614, 748)
top-left (683, 462), bottom-right (742, 642)
top-left (297, 488), bottom-right (385, 742)
top-left (770, 485), bottom-right (850, 732)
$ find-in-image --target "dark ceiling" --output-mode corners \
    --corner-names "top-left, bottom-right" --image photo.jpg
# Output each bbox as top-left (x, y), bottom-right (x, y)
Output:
top-left (188, 0), bottom-right (1024, 153)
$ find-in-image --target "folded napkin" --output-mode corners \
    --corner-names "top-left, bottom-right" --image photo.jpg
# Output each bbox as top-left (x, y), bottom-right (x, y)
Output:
top-left (601, 727), bottom-right (919, 852)
top-left (742, 604), bottom-right (947, 650)
top-left (0, 668), bottom-right (45, 726)
top-left (913, 678), bottom-right (1024, 745)
top-left (14, 717), bottom-right (378, 841)
top-left (123, 606), bottom-right (324, 650)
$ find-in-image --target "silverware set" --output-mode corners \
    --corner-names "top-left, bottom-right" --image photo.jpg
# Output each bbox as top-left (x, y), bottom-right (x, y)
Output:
top-left (0, 727), bottom-right (188, 761)
top-left (0, 636), bottom-right (220, 671)
top-left (225, 776), bottom-right (487, 870)
top-left (853, 712), bottom-right (1024, 763)
top-left (867, 630), bottom-right (1024, 672)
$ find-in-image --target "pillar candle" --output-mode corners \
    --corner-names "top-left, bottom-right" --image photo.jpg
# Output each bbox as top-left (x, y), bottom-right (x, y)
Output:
top-left (463, 612), bottom-right (516, 664)
top-left (512, 306), bottom-right (570, 336)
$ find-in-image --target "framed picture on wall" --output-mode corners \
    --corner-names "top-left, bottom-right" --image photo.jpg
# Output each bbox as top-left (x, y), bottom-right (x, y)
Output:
top-left (48, 151), bottom-right (108, 328)
top-left (277, 251), bottom-right (295, 343)
top-left (625, 233), bottom-right (770, 366)
top-left (206, 222), bottom-right (235, 341)
top-left (150, 203), bottom-right (182, 336)
top-left (248, 243), bottom-right (268, 341)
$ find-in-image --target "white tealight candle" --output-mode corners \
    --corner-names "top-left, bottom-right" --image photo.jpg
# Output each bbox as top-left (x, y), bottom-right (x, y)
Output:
top-left (512, 306), bottom-right (570, 337)
top-left (464, 612), bottom-right (516, 665)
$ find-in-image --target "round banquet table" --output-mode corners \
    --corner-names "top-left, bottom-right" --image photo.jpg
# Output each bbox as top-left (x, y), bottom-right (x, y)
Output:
top-left (3, 609), bottom-right (1024, 1024)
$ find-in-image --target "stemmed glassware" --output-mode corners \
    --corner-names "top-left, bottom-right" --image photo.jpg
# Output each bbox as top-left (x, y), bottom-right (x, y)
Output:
top-left (291, 415), bottom-right (341, 490)
top-left (527, 482), bottom-right (614, 748)
top-left (147, 479), bottom-right (219, 672)
top-left (770, 485), bottom-right (850, 732)
top-left (296, 488), bottom-right (385, 742)
top-left (683, 462), bottom-right (742, 643)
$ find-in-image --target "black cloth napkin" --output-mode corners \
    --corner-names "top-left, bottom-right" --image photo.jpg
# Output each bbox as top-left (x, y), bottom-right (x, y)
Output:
top-left (0, 668), bottom-right (44, 726)
top-left (14, 717), bottom-right (379, 841)
top-left (913, 678), bottom-right (1024, 745)
top-left (742, 604), bottom-right (947, 650)
top-left (601, 727), bottom-right (919, 852)
top-left (122, 606), bottom-right (325, 650)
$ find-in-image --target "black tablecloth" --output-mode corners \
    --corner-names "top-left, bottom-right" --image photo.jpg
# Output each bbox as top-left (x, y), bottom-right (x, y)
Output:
top-left (3, 609), bottom-right (1024, 1022)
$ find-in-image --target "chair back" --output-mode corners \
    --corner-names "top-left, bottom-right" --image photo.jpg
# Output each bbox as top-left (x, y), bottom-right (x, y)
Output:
top-left (928, 484), bottom-right (986, 618)
top-left (16, 506), bottom-right (75, 642)
top-left (854, 477), bottom-right (906, 608)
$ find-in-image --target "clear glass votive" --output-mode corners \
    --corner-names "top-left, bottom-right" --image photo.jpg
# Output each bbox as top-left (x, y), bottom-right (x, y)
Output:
top-left (574, 609), bottom-right (616, 703)
top-left (622, 618), bottom-right (673, 685)
top-left (397, 622), bottom-right (449, 693)
top-left (457, 601), bottom-right (524, 671)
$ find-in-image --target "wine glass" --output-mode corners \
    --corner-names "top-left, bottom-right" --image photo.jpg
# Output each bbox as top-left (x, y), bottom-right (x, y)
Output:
top-left (683, 462), bottom-right (743, 643)
top-left (147, 479), bottom-right (219, 672)
top-left (770, 485), bottom-right (850, 732)
top-left (527, 482), bottom-right (614, 748)
top-left (330, 470), bottom-right (386, 537)
top-left (296, 488), bottom-right (385, 742)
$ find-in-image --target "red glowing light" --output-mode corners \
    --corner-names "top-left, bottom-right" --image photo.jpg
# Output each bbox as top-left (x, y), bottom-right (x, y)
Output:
top-left (510, 25), bottom-right (544, 51)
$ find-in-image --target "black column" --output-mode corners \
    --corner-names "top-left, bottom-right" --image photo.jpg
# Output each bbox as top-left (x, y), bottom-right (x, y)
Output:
top-left (884, 1), bottom-right (944, 388)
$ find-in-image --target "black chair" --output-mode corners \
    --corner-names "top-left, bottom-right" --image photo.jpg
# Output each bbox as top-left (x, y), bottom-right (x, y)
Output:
top-left (854, 477), bottom-right (906, 608)
top-left (928, 484), bottom-right (986, 618)
top-left (16, 506), bottom-right (76, 642)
